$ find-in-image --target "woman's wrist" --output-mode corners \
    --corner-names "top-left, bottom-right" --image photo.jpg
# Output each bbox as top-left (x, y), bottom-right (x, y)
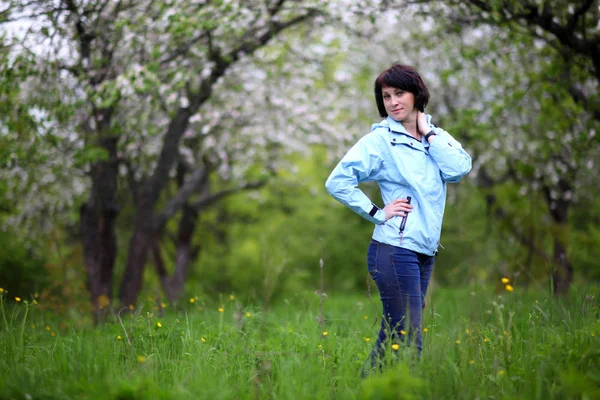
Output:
top-left (425, 130), bottom-right (437, 142)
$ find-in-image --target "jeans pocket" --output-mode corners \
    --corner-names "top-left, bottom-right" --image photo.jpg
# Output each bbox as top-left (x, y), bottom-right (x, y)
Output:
top-left (367, 241), bottom-right (379, 278)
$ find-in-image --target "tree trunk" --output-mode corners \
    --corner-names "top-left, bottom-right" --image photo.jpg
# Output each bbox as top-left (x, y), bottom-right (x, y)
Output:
top-left (167, 203), bottom-right (200, 302)
top-left (152, 162), bottom-right (203, 303)
top-left (552, 234), bottom-right (573, 295)
top-left (151, 205), bottom-right (201, 304)
top-left (119, 196), bottom-right (155, 307)
top-left (119, 108), bottom-right (191, 306)
top-left (152, 235), bottom-right (172, 300)
top-left (80, 120), bottom-right (119, 324)
top-left (548, 181), bottom-right (573, 295)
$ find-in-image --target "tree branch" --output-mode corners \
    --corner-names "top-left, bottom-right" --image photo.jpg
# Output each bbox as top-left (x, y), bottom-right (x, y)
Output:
top-left (153, 165), bottom-right (207, 232)
top-left (84, 0), bottom-right (111, 21)
top-left (231, 9), bottom-right (321, 62)
top-left (0, 3), bottom-right (11, 23)
top-left (521, 3), bottom-right (598, 56)
top-left (566, 85), bottom-right (600, 122)
top-left (466, 0), bottom-right (600, 76)
top-left (191, 179), bottom-right (269, 211)
top-left (267, 0), bottom-right (286, 17)
top-left (566, 0), bottom-right (596, 32)
top-left (121, 158), bottom-right (140, 207)
top-left (159, 31), bottom-right (210, 67)
top-left (142, 4), bottom-right (319, 233)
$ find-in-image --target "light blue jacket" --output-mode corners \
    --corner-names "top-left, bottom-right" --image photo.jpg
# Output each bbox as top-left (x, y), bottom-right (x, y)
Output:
top-left (325, 116), bottom-right (472, 256)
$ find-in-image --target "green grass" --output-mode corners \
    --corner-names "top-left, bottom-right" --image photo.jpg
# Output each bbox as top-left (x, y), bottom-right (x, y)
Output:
top-left (0, 286), bottom-right (598, 399)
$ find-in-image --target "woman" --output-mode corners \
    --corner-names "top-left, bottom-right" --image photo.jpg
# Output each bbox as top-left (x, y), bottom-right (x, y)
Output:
top-left (325, 63), bottom-right (472, 372)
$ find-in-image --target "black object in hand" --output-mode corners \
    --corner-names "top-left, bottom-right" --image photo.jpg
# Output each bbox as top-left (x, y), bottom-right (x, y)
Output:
top-left (399, 196), bottom-right (411, 242)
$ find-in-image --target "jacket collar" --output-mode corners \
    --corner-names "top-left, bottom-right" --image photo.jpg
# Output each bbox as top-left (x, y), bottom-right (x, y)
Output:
top-left (386, 116), bottom-right (410, 135)
top-left (371, 117), bottom-right (409, 134)
top-left (372, 117), bottom-right (429, 152)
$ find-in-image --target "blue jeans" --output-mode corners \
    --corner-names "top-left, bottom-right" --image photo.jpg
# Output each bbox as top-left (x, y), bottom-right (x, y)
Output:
top-left (364, 240), bottom-right (434, 371)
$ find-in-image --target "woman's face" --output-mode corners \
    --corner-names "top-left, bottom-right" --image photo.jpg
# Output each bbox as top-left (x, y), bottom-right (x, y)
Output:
top-left (382, 86), bottom-right (416, 122)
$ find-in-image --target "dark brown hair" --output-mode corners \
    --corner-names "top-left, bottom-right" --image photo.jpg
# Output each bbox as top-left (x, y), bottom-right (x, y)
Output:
top-left (374, 63), bottom-right (430, 117)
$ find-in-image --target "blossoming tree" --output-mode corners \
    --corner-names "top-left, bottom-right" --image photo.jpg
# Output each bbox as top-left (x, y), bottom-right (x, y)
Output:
top-left (2, 0), bottom-right (384, 318)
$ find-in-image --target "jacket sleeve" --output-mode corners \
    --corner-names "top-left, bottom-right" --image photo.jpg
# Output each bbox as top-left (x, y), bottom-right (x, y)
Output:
top-left (427, 128), bottom-right (472, 183)
top-left (325, 134), bottom-right (387, 224)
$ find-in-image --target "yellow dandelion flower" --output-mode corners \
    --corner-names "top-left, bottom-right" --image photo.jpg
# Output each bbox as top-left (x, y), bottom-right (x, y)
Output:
top-left (51, 332), bottom-right (56, 337)
top-left (363, 315), bottom-right (368, 320)
top-left (0, 288), bottom-right (4, 293)
top-left (465, 329), bottom-right (470, 335)
top-left (245, 312), bottom-right (251, 317)
top-left (364, 337), bottom-right (371, 342)
top-left (498, 370), bottom-right (505, 375)
top-left (391, 343), bottom-right (400, 351)
top-left (484, 338), bottom-right (489, 343)
top-left (218, 307), bottom-right (224, 313)
top-left (591, 333), bottom-right (595, 337)
top-left (129, 304), bottom-right (134, 310)
top-left (33, 300), bottom-right (38, 305)
top-left (469, 360), bottom-right (475, 365)
top-left (117, 335), bottom-right (122, 340)
top-left (189, 298), bottom-right (195, 303)
top-left (201, 337), bottom-right (206, 343)
top-left (501, 278), bottom-right (510, 284)
top-left (322, 331), bottom-right (329, 336)
top-left (423, 328), bottom-right (428, 333)
top-left (230, 295), bottom-right (235, 300)
top-left (400, 330), bottom-right (407, 335)
top-left (137, 355), bottom-right (146, 363)
top-left (45, 326), bottom-right (50, 331)
top-left (15, 297), bottom-right (21, 302)
top-left (97, 294), bottom-right (110, 309)
top-left (455, 340), bottom-right (461, 344)
top-left (157, 322), bottom-right (162, 328)
top-left (505, 285), bottom-right (514, 292)
top-left (161, 302), bottom-right (167, 308)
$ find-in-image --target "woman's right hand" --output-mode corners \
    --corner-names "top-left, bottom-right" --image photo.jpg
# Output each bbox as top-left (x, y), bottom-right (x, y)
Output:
top-left (382, 198), bottom-right (413, 221)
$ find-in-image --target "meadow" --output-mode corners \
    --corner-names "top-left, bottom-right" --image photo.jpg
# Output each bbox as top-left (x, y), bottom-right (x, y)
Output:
top-left (0, 284), bottom-right (598, 400)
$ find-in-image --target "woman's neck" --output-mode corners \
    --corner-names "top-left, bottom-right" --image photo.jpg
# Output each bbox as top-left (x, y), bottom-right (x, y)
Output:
top-left (401, 117), bottom-right (420, 140)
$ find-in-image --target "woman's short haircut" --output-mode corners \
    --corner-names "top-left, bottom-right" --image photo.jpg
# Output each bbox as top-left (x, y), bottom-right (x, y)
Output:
top-left (374, 63), bottom-right (430, 117)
